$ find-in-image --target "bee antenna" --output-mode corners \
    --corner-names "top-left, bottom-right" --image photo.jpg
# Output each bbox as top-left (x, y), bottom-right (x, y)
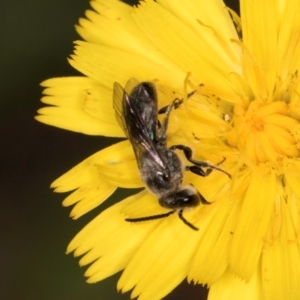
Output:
top-left (178, 210), bottom-right (199, 231)
top-left (125, 210), bottom-right (175, 223)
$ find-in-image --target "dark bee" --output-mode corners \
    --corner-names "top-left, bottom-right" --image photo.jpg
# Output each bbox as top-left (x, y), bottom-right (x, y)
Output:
top-left (113, 78), bottom-right (230, 230)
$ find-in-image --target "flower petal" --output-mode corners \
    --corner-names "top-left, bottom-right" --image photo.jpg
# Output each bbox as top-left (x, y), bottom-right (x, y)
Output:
top-left (63, 179), bottom-right (115, 219)
top-left (69, 41), bottom-right (185, 91)
top-left (188, 168), bottom-right (250, 285)
top-left (277, 0), bottom-right (300, 78)
top-left (285, 165), bottom-right (300, 199)
top-left (158, 0), bottom-right (241, 67)
top-left (118, 210), bottom-right (203, 300)
top-left (77, 0), bottom-right (132, 46)
top-left (133, 0), bottom-right (240, 94)
top-left (240, 0), bottom-right (278, 96)
top-left (261, 198), bottom-right (300, 300)
top-left (96, 158), bottom-right (142, 188)
top-left (230, 169), bottom-right (276, 281)
top-left (56, 141), bottom-right (142, 189)
top-left (67, 192), bottom-right (158, 282)
top-left (208, 268), bottom-right (263, 300)
top-left (36, 77), bottom-right (122, 136)
top-left (121, 190), bottom-right (167, 218)
top-left (189, 196), bottom-right (236, 285)
top-left (77, 0), bottom-right (177, 69)
top-left (51, 141), bottom-right (143, 217)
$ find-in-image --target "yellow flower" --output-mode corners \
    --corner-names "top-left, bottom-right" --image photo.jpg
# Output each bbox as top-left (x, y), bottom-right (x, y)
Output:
top-left (36, 0), bottom-right (300, 299)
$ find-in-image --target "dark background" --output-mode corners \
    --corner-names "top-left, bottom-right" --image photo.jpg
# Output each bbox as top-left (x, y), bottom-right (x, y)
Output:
top-left (1, 0), bottom-right (238, 299)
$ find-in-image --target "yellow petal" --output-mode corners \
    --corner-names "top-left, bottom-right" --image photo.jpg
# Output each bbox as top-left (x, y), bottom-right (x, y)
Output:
top-left (69, 41), bottom-right (185, 91)
top-left (188, 167), bottom-right (250, 285)
top-left (53, 141), bottom-right (142, 190)
top-left (276, 0), bottom-right (300, 78)
top-left (77, 0), bottom-right (176, 68)
top-left (96, 159), bottom-right (142, 188)
top-left (77, 0), bottom-right (132, 46)
top-left (240, 0), bottom-right (277, 96)
top-left (63, 180), bottom-right (115, 219)
top-left (208, 268), bottom-right (263, 300)
top-left (188, 196), bottom-right (233, 285)
top-left (67, 193), bottom-right (158, 282)
top-left (157, 0), bottom-right (241, 68)
top-left (262, 200), bottom-right (300, 300)
top-left (230, 169), bottom-right (276, 281)
top-left (118, 209), bottom-right (202, 300)
top-left (133, 0), bottom-right (239, 94)
top-left (121, 190), bottom-right (167, 218)
top-left (36, 77), bottom-right (122, 136)
top-left (284, 165), bottom-right (300, 199)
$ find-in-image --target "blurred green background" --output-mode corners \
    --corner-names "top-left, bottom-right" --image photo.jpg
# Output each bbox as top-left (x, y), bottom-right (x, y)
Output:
top-left (1, 0), bottom-right (238, 299)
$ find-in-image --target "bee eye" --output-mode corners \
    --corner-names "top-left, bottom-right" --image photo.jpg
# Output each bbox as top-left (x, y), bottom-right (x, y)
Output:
top-left (174, 190), bottom-right (200, 207)
top-left (182, 196), bottom-right (190, 203)
top-left (163, 174), bottom-right (170, 181)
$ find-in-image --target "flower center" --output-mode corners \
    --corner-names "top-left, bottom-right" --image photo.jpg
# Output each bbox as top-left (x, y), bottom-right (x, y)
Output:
top-left (227, 99), bottom-right (299, 164)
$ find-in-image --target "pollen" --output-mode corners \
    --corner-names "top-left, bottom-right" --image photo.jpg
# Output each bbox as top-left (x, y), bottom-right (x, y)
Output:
top-left (227, 99), bottom-right (299, 164)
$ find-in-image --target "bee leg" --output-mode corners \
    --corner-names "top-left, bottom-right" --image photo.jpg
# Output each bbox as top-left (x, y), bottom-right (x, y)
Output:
top-left (157, 101), bottom-right (176, 141)
top-left (178, 209), bottom-right (199, 231)
top-left (157, 99), bottom-right (180, 138)
top-left (157, 91), bottom-right (197, 140)
top-left (186, 165), bottom-right (212, 177)
top-left (125, 210), bottom-right (175, 223)
top-left (170, 144), bottom-right (231, 178)
top-left (158, 98), bottom-right (183, 114)
top-left (197, 191), bottom-right (210, 205)
top-left (158, 90), bottom-right (197, 114)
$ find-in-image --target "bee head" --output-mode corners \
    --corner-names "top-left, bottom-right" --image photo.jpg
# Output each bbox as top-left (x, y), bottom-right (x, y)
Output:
top-left (159, 185), bottom-right (201, 209)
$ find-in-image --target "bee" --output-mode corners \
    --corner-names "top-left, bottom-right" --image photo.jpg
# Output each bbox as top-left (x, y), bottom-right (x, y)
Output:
top-left (113, 78), bottom-right (230, 230)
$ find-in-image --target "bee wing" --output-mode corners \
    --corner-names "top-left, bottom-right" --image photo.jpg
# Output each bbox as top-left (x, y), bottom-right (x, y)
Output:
top-left (124, 78), bottom-right (140, 95)
top-left (113, 81), bottom-right (130, 136)
top-left (113, 80), bottom-right (165, 171)
top-left (113, 78), bottom-right (145, 136)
